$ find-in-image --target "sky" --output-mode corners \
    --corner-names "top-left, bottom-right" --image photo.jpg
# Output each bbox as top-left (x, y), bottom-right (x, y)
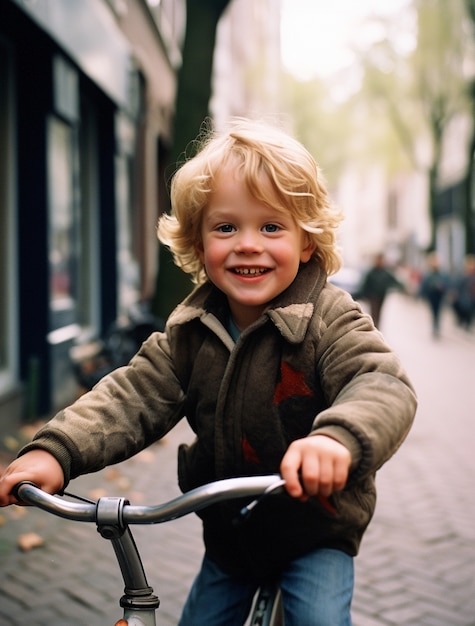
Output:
top-left (280, 0), bottom-right (412, 80)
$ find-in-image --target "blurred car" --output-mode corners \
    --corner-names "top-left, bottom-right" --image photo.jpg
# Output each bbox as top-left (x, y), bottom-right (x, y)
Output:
top-left (328, 267), bottom-right (364, 300)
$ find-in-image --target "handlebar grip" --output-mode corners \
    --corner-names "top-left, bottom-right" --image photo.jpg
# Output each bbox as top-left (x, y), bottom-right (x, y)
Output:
top-left (11, 480), bottom-right (40, 501)
top-left (11, 482), bottom-right (97, 521)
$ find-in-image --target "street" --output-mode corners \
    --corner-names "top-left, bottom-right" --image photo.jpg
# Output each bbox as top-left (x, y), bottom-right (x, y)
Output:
top-left (353, 293), bottom-right (475, 626)
top-left (0, 293), bottom-right (474, 625)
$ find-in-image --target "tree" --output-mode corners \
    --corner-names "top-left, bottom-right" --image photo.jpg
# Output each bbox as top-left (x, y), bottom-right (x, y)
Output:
top-left (462, 0), bottom-right (475, 253)
top-left (360, 0), bottom-right (470, 252)
top-left (154, 0), bottom-right (231, 321)
top-left (281, 73), bottom-right (354, 189)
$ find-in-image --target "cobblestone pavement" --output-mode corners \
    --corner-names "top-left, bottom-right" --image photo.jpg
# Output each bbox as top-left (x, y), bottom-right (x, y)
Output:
top-left (1, 294), bottom-right (474, 625)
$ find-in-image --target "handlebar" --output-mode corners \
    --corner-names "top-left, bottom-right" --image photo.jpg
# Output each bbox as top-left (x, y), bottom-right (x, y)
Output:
top-left (13, 475), bottom-right (286, 525)
top-left (13, 476), bottom-right (286, 614)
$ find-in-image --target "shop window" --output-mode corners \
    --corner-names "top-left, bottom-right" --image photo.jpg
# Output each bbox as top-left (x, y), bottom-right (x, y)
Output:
top-left (0, 41), bottom-right (18, 392)
top-left (47, 116), bottom-right (79, 330)
top-left (77, 95), bottom-right (100, 335)
top-left (46, 114), bottom-right (81, 409)
top-left (115, 111), bottom-right (139, 313)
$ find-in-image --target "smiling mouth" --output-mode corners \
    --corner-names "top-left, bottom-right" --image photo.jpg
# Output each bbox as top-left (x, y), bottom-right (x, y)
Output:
top-left (232, 267), bottom-right (270, 276)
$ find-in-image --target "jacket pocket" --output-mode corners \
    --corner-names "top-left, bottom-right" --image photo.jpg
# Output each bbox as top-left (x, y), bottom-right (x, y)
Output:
top-left (177, 440), bottom-right (215, 493)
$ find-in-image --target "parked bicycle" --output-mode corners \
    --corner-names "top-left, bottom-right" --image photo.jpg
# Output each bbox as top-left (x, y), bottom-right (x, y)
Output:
top-left (69, 302), bottom-right (164, 391)
top-left (14, 476), bottom-right (285, 626)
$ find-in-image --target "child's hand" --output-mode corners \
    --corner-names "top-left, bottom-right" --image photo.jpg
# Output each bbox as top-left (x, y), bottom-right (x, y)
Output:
top-left (0, 450), bottom-right (65, 506)
top-left (280, 435), bottom-right (351, 501)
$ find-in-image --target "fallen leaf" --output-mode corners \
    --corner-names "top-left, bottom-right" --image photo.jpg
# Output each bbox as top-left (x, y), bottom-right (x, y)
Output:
top-left (118, 477), bottom-right (132, 490)
top-left (105, 468), bottom-right (122, 482)
top-left (127, 491), bottom-right (145, 503)
top-left (3, 436), bottom-right (19, 451)
top-left (88, 488), bottom-right (106, 500)
top-left (18, 532), bottom-right (44, 551)
top-left (9, 506), bottom-right (27, 519)
top-left (136, 450), bottom-right (155, 463)
top-left (19, 422), bottom-right (46, 440)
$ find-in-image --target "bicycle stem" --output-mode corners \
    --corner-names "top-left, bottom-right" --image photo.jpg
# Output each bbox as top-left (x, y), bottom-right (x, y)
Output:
top-left (96, 497), bottom-right (160, 614)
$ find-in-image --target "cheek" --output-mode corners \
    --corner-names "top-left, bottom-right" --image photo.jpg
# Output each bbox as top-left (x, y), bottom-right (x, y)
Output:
top-left (199, 240), bottom-right (225, 271)
top-left (276, 241), bottom-right (305, 269)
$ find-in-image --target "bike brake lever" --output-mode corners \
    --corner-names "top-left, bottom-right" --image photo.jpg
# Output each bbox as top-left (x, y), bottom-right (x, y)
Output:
top-left (233, 479), bottom-right (286, 526)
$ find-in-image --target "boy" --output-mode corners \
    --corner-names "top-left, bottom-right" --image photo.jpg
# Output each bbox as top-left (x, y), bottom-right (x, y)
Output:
top-left (0, 119), bottom-right (416, 625)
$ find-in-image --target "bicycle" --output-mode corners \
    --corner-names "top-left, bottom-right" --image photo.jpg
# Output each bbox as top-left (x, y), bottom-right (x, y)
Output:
top-left (13, 476), bottom-right (286, 626)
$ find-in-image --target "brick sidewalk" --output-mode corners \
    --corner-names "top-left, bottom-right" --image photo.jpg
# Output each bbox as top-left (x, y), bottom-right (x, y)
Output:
top-left (0, 421), bottom-right (201, 625)
top-left (1, 293), bottom-right (474, 625)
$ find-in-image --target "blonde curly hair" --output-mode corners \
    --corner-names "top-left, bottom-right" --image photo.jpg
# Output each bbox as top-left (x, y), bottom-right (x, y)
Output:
top-left (157, 118), bottom-right (343, 285)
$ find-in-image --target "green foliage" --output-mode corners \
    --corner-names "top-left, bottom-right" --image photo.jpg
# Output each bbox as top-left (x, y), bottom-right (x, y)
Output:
top-left (283, 0), bottom-right (474, 253)
top-left (360, 0), bottom-right (470, 169)
top-left (281, 74), bottom-right (350, 187)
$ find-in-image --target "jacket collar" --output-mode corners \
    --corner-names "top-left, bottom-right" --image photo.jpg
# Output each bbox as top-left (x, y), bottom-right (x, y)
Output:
top-left (167, 259), bottom-right (327, 345)
top-left (266, 259), bottom-right (327, 343)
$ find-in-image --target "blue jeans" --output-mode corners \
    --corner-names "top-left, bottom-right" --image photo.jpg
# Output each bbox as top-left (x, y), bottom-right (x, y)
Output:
top-left (178, 548), bottom-right (354, 626)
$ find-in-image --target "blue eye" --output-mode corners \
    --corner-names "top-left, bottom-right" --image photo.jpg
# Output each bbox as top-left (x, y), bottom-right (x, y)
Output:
top-left (218, 224), bottom-right (235, 233)
top-left (263, 224), bottom-right (279, 233)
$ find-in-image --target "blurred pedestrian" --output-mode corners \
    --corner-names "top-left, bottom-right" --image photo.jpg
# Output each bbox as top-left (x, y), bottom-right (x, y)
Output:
top-left (360, 253), bottom-right (404, 328)
top-left (452, 254), bottom-right (475, 330)
top-left (418, 253), bottom-right (451, 338)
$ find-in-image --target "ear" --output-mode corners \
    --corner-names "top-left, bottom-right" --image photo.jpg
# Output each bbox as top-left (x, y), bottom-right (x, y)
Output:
top-left (195, 241), bottom-right (205, 263)
top-left (300, 237), bottom-right (315, 263)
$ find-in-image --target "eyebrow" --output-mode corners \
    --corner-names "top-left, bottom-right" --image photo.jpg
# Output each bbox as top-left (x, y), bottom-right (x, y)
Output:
top-left (203, 208), bottom-right (234, 222)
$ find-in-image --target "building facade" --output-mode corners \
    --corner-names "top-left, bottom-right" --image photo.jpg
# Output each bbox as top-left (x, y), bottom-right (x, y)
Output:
top-left (212, 0), bottom-right (283, 128)
top-left (0, 0), bottom-right (179, 426)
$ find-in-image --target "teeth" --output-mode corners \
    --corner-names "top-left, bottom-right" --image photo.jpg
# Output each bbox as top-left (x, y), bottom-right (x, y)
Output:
top-left (234, 267), bottom-right (268, 276)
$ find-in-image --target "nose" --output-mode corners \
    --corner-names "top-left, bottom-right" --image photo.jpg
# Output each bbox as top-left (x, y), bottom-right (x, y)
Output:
top-left (234, 228), bottom-right (263, 254)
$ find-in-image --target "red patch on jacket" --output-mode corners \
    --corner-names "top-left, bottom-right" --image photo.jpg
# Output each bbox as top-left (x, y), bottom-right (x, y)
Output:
top-left (273, 361), bottom-right (313, 404)
top-left (242, 437), bottom-right (261, 465)
top-left (317, 494), bottom-right (337, 514)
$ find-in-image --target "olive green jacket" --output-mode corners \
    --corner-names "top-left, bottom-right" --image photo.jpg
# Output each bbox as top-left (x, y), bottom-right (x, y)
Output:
top-left (21, 259), bottom-right (417, 580)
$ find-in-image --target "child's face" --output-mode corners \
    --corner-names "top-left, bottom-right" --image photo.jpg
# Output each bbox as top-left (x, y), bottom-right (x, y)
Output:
top-left (198, 170), bottom-right (314, 330)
